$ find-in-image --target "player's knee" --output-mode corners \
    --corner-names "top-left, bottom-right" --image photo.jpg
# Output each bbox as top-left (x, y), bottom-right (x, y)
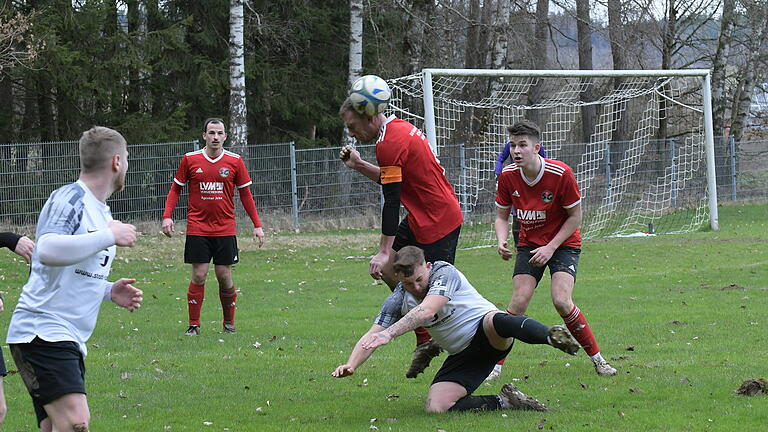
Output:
top-left (552, 298), bottom-right (572, 315)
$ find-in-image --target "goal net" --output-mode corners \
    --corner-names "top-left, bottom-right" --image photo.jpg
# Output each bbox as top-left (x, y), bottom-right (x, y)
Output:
top-left (386, 69), bottom-right (718, 249)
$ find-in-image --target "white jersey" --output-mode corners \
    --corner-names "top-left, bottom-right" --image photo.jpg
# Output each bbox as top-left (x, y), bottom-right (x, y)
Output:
top-left (375, 261), bottom-right (498, 354)
top-left (7, 180), bottom-right (116, 356)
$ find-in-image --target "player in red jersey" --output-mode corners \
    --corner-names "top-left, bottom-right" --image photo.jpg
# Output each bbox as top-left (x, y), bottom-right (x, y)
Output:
top-left (339, 97), bottom-right (463, 378)
top-left (491, 119), bottom-right (616, 378)
top-left (162, 118), bottom-right (265, 336)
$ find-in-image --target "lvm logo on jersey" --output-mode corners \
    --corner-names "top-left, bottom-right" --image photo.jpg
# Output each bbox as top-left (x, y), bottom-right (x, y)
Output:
top-left (517, 209), bottom-right (547, 222)
top-left (199, 181), bottom-right (224, 193)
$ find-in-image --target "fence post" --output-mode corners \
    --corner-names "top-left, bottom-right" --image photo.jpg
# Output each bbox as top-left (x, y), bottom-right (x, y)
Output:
top-left (604, 140), bottom-right (612, 207)
top-left (729, 136), bottom-right (737, 201)
top-left (670, 138), bottom-right (678, 208)
top-left (459, 143), bottom-right (467, 217)
top-left (289, 141), bottom-right (299, 231)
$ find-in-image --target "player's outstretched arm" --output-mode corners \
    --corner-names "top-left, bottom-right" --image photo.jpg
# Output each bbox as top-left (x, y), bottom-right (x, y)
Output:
top-left (107, 278), bottom-right (143, 312)
top-left (332, 324), bottom-right (386, 378)
top-left (37, 222), bottom-right (134, 267)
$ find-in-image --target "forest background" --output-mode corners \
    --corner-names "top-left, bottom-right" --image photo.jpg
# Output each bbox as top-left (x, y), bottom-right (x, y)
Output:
top-left (0, 0), bottom-right (767, 153)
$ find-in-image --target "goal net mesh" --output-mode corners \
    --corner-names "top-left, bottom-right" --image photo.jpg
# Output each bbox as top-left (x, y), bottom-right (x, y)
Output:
top-left (386, 71), bottom-right (710, 249)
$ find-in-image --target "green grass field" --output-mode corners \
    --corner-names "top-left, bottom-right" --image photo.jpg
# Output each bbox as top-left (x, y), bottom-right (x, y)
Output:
top-left (1, 204), bottom-right (767, 431)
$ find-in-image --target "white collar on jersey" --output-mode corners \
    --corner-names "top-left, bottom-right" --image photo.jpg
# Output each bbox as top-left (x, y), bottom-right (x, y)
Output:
top-left (520, 155), bottom-right (546, 186)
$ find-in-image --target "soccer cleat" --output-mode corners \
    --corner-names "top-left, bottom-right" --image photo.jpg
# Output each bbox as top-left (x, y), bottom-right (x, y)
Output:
top-left (498, 383), bottom-right (548, 411)
top-left (485, 364), bottom-right (503, 381)
top-left (548, 325), bottom-right (580, 355)
top-left (405, 339), bottom-right (443, 378)
top-left (185, 325), bottom-right (200, 336)
top-left (223, 323), bottom-right (236, 334)
top-left (593, 359), bottom-right (618, 376)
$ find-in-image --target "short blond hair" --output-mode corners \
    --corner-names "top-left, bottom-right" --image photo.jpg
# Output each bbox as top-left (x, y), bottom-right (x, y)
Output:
top-left (79, 126), bottom-right (127, 173)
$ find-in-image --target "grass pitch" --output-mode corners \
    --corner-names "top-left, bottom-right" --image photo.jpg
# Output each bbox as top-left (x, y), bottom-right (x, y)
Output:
top-left (1, 204), bottom-right (767, 431)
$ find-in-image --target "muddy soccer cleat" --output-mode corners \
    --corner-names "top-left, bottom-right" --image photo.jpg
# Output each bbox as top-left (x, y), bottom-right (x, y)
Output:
top-left (223, 323), bottom-right (236, 334)
top-left (499, 383), bottom-right (548, 411)
top-left (405, 339), bottom-right (443, 378)
top-left (548, 325), bottom-right (580, 355)
top-left (185, 325), bottom-right (200, 336)
top-left (593, 359), bottom-right (617, 376)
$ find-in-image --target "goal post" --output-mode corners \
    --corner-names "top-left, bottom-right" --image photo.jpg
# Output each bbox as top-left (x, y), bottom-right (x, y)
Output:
top-left (386, 68), bottom-right (719, 248)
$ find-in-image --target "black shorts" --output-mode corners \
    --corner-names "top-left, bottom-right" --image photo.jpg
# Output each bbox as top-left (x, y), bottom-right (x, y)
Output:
top-left (9, 338), bottom-right (86, 426)
top-left (184, 235), bottom-right (239, 265)
top-left (392, 218), bottom-right (461, 264)
top-left (0, 348), bottom-right (6, 377)
top-left (514, 246), bottom-right (580, 283)
top-left (432, 318), bottom-right (513, 395)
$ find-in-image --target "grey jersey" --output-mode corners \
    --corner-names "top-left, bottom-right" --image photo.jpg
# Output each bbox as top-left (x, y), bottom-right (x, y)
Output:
top-left (7, 180), bottom-right (115, 356)
top-left (374, 261), bottom-right (498, 354)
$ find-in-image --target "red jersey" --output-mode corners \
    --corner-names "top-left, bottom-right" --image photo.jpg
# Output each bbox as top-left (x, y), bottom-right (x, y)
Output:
top-left (170, 149), bottom-right (253, 237)
top-left (376, 116), bottom-right (463, 244)
top-left (495, 156), bottom-right (581, 248)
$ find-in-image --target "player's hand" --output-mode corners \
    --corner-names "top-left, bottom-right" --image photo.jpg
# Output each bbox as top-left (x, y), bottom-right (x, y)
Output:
top-left (369, 251), bottom-right (389, 280)
top-left (14, 235), bottom-right (34, 264)
top-left (110, 278), bottom-right (143, 312)
top-left (528, 245), bottom-right (555, 267)
top-left (253, 227), bottom-right (265, 247)
top-left (339, 145), bottom-right (361, 169)
top-left (361, 331), bottom-right (392, 350)
top-left (497, 241), bottom-right (513, 261)
top-left (161, 218), bottom-right (175, 238)
top-left (109, 221), bottom-right (137, 247)
top-left (332, 364), bottom-right (355, 378)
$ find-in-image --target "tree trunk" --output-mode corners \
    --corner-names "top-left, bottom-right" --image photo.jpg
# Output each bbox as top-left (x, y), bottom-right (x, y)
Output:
top-left (404, 0), bottom-right (433, 74)
top-left (491, 0), bottom-right (511, 71)
top-left (658, 0), bottom-right (677, 141)
top-left (526, 0), bottom-right (549, 125)
top-left (729, 5), bottom-right (768, 142)
top-left (607, 0), bottom-right (628, 142)
top-left (126, 0), bottom-right (144, 116)
top-left (464, 0), bottom-right (482, 69)
top-left (344, 0), bottom-right (363, 147)
top-left (711, 0), bottom-right (735, 137)
top-left (229, 0), bottom-right (247, 154)
top-left (576, 0), bottom-right (595, 144)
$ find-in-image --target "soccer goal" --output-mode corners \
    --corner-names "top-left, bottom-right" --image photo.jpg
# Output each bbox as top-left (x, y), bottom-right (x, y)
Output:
top-left (386, 69), bottom-right (719, 249)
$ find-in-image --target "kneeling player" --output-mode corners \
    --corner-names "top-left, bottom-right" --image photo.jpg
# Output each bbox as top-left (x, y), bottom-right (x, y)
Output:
top-left (331, 246), bottom-right (579, 412)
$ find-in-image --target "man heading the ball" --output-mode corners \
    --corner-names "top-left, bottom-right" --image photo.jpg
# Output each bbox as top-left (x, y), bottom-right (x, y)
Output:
top-left (162, 118), bottom-right (265, 336)
top-left (491, 119), bottom-right (616, 379)
top-left (339, 96), bottom-right (463, 378)
top-left (332, 246), bottom-right (580, 413)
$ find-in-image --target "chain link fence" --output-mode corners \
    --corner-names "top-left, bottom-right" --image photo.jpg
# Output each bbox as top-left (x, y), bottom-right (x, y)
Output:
top-left (1, 136), bottom-right (766, 243)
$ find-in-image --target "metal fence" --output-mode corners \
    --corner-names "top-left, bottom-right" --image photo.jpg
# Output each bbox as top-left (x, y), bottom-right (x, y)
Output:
top-left (1, 136), bottom-right (766, 239)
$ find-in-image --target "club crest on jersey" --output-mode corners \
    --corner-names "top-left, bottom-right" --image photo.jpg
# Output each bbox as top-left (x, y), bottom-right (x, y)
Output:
top-left (219, 168), bottom-right (230, 178)
top-left (541, 190), bottom-right (554, 203)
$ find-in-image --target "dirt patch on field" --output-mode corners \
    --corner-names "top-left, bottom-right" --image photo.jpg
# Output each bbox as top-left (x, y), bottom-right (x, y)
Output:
top-left (736, 378), bottom-right (768, 396)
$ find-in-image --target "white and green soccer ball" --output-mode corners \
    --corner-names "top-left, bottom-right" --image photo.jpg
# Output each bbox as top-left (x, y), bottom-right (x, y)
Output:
top-left (349, 75), bottom-right (391, 117)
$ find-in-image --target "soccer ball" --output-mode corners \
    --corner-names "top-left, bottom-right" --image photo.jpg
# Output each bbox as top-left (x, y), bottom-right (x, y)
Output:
top-left (349, 75), bottom-right (391, 117)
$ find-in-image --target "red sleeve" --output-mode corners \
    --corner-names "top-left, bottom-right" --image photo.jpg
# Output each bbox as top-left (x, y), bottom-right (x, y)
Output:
top-left (163, 182), bottom-right (183, 219)
top-left (235, 157), bottom-right (253, 188)
top-left (238, 186), bottom-right (262, 228)
top-left (560, 166), bottom-right (581, 208)
top-left (495, 173), bottom-right (513, 208)
top-left (174, 155), bottom-right (189, 184)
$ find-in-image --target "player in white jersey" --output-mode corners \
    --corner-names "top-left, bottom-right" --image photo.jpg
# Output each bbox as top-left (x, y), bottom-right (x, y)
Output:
top-left (332, 246), bottom-right (580, 413)
top-left (6, 126), bottom-right (143, 432)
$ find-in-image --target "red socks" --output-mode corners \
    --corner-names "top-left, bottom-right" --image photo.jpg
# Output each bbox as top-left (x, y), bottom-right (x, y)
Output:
top-left (561, 305), bottom-right (599, 356)
top-left (187, 282), bottom-right (204, 326)
top-left (220, 286), bottom-right (237, 325)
